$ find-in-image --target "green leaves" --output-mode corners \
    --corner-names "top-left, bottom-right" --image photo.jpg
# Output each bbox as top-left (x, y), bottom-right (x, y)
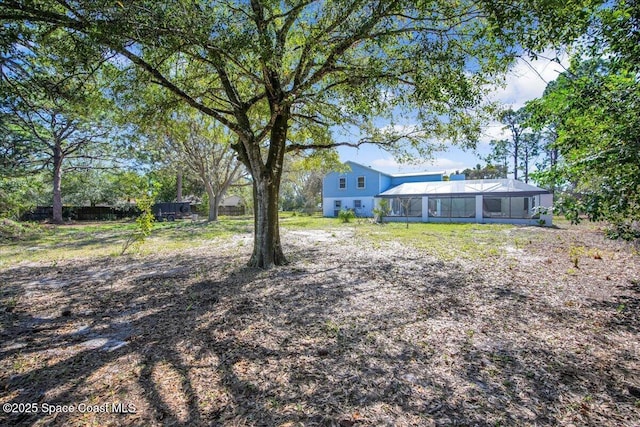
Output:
top-left (529, 57), bottom-right (640, 234)
top-left (1, 0), bottom-right (600, 154)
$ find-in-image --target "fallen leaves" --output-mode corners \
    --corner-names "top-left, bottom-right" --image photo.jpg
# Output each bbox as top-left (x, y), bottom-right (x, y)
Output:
top-left (0, 223), bottom-right (639, 426)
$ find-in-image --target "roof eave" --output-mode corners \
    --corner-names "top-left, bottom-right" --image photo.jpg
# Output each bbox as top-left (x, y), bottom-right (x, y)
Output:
top-left (376, 190), bottom-right (551, 197)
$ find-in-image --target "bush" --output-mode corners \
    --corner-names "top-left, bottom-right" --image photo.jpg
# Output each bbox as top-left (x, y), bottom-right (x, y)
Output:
top-left (338, 209), bottom-right (355, 223)
top-left (373, 199), bottom-right (391, 224)
top-left (605, 221), bottom-right (640, 241)
top-left (120, 194), bottom-right (155, 255)
top-left (0, 218), bottom-right (41, 242)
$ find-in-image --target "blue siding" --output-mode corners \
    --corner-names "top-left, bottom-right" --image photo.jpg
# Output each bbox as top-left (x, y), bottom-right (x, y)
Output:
top-left (379, 173), bottom-right (392, 192)
top-left (390, 173), bottom-right (443, 186)
top-left (450, 173), bottom-right (466, 181)
top-left (323, 162), bottom-right (461, 209)
top-left (323, 161), bottom-right (385, 198)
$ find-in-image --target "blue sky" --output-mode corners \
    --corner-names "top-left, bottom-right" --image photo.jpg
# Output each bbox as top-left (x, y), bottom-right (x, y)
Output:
top-left (336, 53), bottom-right (568, 176)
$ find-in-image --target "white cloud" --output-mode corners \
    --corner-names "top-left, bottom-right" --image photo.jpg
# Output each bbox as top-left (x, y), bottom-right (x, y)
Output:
top-left (429, 157), bottom-right (472, 172)
top-left (490, 51), bottom-right (569, 109)
top-left (478, 122), bottom-right (508, 146)
top-left (342, 53), bottom-right (569, 173)
top-left (477, 52), bottom-right (568, 148)
top-left (370, 156), bottom-right (475, 174)
top-left (370, 157), bottom-right (404, 169)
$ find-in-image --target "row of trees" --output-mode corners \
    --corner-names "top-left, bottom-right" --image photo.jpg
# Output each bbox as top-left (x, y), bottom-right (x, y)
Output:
top-left (485, 0), bottom-right (639, 236)
top-left (0, 39), bottom-right (252, 222)
top-left (1, 0), bottom-right (599, 268)
top-left (1, 0), bottom-right (637, 266)
top-left (485, 108), bottom-right (553, 184)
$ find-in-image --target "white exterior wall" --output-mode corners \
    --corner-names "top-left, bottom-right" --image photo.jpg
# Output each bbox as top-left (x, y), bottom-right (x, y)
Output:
top-left (475, 195), bottom-right (483, 221)
top-left (323, 196), bottom-right (375, 217)
top-left (421, 196), bottom-right (429, 221)
top-left (539, 193), bottom-right (554, 226)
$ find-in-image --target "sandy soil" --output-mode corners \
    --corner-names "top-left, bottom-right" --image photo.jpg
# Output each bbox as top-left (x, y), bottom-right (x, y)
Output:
top-left (1, 224), bottom-right (639, 426)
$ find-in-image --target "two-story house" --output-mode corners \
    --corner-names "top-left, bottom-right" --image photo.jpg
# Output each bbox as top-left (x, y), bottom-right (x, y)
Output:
top-left (322, 161), bottom-right (463, 217)
top-left (323, 161), bottom-right (553, 225)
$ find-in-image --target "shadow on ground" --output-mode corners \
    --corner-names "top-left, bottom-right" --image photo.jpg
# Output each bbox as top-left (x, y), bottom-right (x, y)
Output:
top-left (0, 237), bottom-right (639, 426)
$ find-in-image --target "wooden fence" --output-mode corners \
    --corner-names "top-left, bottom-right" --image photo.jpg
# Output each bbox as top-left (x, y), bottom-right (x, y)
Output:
top-left (218, 205), bottom-right (246, 216)
top-left (21, 206), bottom-right (139, 221)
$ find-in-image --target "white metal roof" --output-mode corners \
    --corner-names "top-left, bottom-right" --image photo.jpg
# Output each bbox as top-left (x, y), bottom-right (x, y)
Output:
top-left (377, 179), bottom-right (549, 197)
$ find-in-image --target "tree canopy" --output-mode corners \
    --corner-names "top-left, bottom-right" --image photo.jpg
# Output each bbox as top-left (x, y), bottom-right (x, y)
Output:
top-left (462, 163), bottom-right (507, 180)
top-left (0, 0), bottom-right (602, 265)
top-left (528, 58), bottom-right (640, 236)
top-left (0, 35), bottom-right (121, 223)
top-left (525, 0), bottom-right (640, 237)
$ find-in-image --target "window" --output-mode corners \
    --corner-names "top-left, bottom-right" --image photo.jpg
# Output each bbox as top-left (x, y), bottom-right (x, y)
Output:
top-left (510, 197), bottom-right (529, 219)
top-left (357, 176), bottom-right (365, 189)
top-left (428, 197), bottom-right (450, 217)
top-left (339, 177), bottom-right (346, 189)
top-left (354, 200), bottom-right (362, 208)
top-left (483, 197), bottom-right (509, 218)
top-left (333, 200), bottom-right (342, 217)
top-left (451, 198), bottom-right (475, 218)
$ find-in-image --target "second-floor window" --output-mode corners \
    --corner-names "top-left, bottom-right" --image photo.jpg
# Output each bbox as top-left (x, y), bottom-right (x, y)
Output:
top-left (339, 177), bottom-right (346, 189)
top-left (357, 176), bottom-right (365, 189)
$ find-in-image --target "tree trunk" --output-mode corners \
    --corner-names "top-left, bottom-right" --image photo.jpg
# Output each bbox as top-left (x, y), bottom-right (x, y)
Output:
top-left (52, 143), bottom-right (64, 224)
top-left (204, 182), bottom-right (218, 222)
top-left (208, 195), bottom-right (218, 222)
top-left (244, 110), bottom-right (288, 269)
top-left (249, 174), bottom-right (286, 268)
top-left (176, 170), bottom-right (183, 202)
top-left (550, 148), bottom-right (558, 167)
top-left (513, 142), bottom-right (519, 181)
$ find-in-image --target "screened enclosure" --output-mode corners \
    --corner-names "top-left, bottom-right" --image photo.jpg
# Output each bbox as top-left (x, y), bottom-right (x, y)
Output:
top-left (388, 197), bottom-right (422, 217)
top-left (482, 196), bottom-right (539, 219)
top-left (376, 179), bottom-right (552, 225)
top-left (428, 197), bottom-right (475, 218)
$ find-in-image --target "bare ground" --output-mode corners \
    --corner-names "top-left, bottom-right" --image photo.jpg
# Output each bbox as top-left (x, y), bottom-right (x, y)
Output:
top-left (1, 224), bottom-right (639, 426)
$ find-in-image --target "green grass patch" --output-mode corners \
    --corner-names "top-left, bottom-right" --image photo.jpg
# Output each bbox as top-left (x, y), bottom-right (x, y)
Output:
top-left (0, 214), bottom-right (546, 267)
top-left (350, 221), bottom-right (519, 260)
top-left (0, 218), bottom-right (253, 267)
top-left (278, 212), bottom-right (331, 229)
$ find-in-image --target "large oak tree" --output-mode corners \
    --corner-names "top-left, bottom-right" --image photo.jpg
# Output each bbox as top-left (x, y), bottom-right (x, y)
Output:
top-left (161, 114), bottom-right (246, 222)
top-left (0, 0), bottom-right (598, 266)
top-left (1, 36), bottom-right (118, 223)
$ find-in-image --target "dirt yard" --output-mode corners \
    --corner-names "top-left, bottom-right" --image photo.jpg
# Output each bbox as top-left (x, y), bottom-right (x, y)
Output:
top-left (1, 223), bottom-right (639, 426)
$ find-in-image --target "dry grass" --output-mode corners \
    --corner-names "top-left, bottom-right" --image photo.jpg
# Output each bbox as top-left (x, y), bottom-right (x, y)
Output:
top-left (1, 220), bottom-right (639, 426)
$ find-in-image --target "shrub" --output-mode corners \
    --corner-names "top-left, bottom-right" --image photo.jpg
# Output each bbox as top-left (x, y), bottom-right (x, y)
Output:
top-left (0, 218), bottom-right (41, 242)
top-left (605, 221), bottom-right (640, 241)
top-left (373, 199), bottom-right (391, 224)
top-left (121, 194), bottom-right (155, 255)
top-left (338, 209), bottom-right (355, 223)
